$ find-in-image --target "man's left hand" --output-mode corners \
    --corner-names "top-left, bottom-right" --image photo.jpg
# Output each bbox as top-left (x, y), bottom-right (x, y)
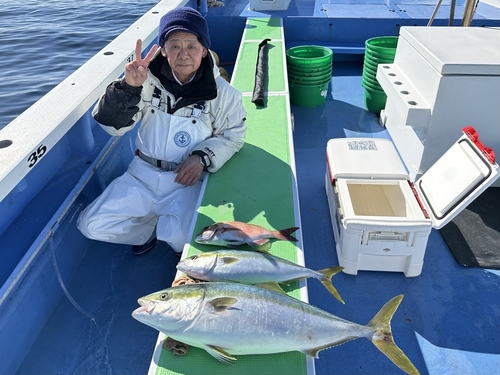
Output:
top-left (174, 155), bottom-right (204, 186)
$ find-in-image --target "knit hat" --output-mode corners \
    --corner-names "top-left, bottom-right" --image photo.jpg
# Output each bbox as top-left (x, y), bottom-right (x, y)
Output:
top-left (158, 7), bottom-right (211, 50)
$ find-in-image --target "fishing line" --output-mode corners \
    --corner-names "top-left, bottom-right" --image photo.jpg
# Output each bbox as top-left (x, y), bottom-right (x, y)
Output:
top-left (49, 235), bottom-right (98, 326)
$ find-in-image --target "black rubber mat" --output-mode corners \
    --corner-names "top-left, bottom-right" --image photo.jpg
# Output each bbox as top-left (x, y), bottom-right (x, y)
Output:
top-left (440, 187), bottom-right (500, 269)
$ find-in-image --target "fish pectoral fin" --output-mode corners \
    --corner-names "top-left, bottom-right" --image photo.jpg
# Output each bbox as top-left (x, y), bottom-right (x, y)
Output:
top-left (220, 256), bottom-right (240, 265)
top-left (280, 277), bottom-right (301, 286)
top-left (250, 242), bottom-right (272, 252)
top-left (206, 344), bottom-right (236, 365)
top-left (208, 297), bottom-right (238, 313)
top-left (250, 238), bottom-right (270, 246)
top-left (255, 282), bottom-right (287, 294)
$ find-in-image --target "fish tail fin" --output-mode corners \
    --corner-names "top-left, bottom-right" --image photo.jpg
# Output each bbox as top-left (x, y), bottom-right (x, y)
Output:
top-left (275, 227), bottom-right (299, 242)
top-left (318, 266), bottom-right (345, 304)
top-left (367, 295), bottom-right (420, 375)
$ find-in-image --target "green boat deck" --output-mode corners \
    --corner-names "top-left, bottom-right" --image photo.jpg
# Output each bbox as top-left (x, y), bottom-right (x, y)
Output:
top-left (148, 17), bottom-right (313, 375)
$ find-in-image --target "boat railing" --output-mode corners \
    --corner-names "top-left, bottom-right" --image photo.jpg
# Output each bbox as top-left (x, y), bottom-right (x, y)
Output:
top-left (0, 1), bottom-right (188, 374)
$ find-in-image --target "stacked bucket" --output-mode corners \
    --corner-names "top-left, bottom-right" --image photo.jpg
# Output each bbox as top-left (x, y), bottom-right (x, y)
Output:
top-left (362, 36), bottom-right (398, 114)
top-left (286, 46), bottom-right (333, 107)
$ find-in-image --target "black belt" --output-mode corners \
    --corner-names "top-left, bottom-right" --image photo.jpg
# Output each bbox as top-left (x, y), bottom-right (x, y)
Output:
top-left (137, 150), bottom-right (180, 172)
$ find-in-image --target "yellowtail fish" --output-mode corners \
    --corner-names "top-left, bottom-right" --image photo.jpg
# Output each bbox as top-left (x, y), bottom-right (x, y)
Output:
top-left (194, 221), bottom-right (299, 249)
top-left (176, 250), bottom-right (345, 303)
top-left (132, 283), bottom-right (419, 375)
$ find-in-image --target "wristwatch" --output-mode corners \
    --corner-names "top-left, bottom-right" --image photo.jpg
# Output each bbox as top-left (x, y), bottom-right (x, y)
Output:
top-left (190, 150), bottom-right (211, 170)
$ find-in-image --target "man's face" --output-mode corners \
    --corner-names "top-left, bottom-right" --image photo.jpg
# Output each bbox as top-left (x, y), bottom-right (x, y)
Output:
top-left (161, 31), bottom-right (208, 83)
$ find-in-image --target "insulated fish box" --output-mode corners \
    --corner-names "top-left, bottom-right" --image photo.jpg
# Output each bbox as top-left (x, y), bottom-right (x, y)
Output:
top-left (325, 127), bottom-right (499, 277)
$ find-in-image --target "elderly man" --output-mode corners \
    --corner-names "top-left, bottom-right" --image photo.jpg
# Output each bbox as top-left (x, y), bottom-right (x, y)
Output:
top-left (78, 7), bottom-right (247, 255)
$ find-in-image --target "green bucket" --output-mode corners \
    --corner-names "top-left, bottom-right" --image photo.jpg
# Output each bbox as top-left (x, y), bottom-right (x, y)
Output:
top-left (290, 80), bottom-right (330, 107)
top-left (287, 64), bottom-right (332, 76)
top-left (365, 36), bottom-right (398, 58)
top-left (289, 71), bottom-right (332, 85)
top-left (286, 45), bottom-right (333, 68)
top-left (364, 53), bottom-right (394, 65)
top-left (363, 87), bottom-right (387, 114)
top-left (363, 57), bottom-right (378, 68)
top-left (362, 68), bottom-right (379, 83)
top-left (366, 49), bottom-right (396, 60)
top-left (361, 63), bottom-right (379, 79)
top-left (288, 71), bottom-right (332, 82)
top-left (287, 60), bottom-right (332, 71)
top-left (362, 62), bottom-right (378, 76)
top-left (362, 76), bottom-right (383, 91)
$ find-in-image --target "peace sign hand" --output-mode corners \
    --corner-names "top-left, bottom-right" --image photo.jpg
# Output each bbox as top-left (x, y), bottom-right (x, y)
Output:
top-left (124, 39), bottom-right (158, 87)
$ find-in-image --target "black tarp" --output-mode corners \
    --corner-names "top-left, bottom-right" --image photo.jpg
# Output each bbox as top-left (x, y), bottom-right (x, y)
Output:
top-left (251, 38), bottom-right (271, 107)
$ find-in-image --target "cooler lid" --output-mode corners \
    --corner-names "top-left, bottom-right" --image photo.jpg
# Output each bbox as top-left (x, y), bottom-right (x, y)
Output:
top-left (400, 27), bottom-right (500, 76)
top-left (415, 126), bottom-right (499, 229)
top-left (326, 138), bottom-right (409, 180)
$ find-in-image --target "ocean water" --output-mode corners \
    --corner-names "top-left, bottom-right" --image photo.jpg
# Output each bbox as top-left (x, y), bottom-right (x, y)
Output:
top-left (0, 0), bottom-right (160, 130)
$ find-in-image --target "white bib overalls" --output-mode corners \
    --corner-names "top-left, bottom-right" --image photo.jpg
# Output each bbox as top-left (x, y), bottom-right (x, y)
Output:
top-left (78, 105), bottom-right (211, 253)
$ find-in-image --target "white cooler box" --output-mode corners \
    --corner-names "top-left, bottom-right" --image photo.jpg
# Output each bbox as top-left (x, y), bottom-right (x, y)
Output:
top-left (325, 127), bottom-right (499, 277)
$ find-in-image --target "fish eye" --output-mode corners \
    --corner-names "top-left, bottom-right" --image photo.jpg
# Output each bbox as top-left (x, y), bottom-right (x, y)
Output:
top-left (160, 293), bottom-right (169, 300)
top-left (190, 255), bottom-right (198, 260)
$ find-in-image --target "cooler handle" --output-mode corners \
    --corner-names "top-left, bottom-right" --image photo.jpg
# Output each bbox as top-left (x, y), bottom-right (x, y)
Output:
top-left (463, 126), bottom-right (496, 164)
top-left (362, 231), bottom-right (414, 245)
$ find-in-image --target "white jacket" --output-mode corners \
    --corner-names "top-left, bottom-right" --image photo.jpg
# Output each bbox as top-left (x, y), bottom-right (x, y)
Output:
top-left (94, 51), bottom-right (247, 172)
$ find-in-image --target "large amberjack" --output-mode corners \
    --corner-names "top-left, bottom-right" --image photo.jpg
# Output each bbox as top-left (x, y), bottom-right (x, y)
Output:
top-left (132, 283), bottom-right (419, 375)
top-left (194, 221), bottom-right (299, 248)
top-left (176, 250), bottom-right (345, 303)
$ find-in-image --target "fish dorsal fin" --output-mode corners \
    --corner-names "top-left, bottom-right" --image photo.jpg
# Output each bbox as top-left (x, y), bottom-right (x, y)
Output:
top-left (208, 297), bottom-right (238, 313)
top-left (302, 338), bottom-right (357, 358)
top-left (206, 344), bottom-right (236, 364)
top-left (255, 282), bottom-right (287, 294)
top-left (220, 256), bottom-right (239, 265)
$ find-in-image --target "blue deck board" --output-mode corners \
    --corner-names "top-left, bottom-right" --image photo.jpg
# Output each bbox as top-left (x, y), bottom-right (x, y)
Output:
top-left (293, 61), bottom-right (500, 375)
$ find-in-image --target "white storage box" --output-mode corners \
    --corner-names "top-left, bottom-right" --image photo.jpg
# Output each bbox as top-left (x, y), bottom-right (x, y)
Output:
top-left (376, 26), bottom-right (500, 187)
top-left (249, 0), bottom-right (291, 11)
top-left (325, 128), bottom-right (499, 277)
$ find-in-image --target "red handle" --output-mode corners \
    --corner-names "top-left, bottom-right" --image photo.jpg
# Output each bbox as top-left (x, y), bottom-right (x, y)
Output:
top-left (463, 126), bottom-right (496, 164)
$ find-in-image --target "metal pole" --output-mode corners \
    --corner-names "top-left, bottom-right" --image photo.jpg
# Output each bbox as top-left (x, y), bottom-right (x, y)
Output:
top-left (462, 0), bottom-right (479, 26)
top-left (449, 0), bottom-right (456, 26)
top-left (428, 0), bottom-right (444, 26)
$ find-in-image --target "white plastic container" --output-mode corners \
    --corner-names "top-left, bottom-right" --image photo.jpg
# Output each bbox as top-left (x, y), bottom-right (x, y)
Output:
top-left (376, 26), bottom-right (500, 187)
top-left (249, 0), bottom-right (291, 11)
top-left (325, 128), bottom-right (499, 277)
